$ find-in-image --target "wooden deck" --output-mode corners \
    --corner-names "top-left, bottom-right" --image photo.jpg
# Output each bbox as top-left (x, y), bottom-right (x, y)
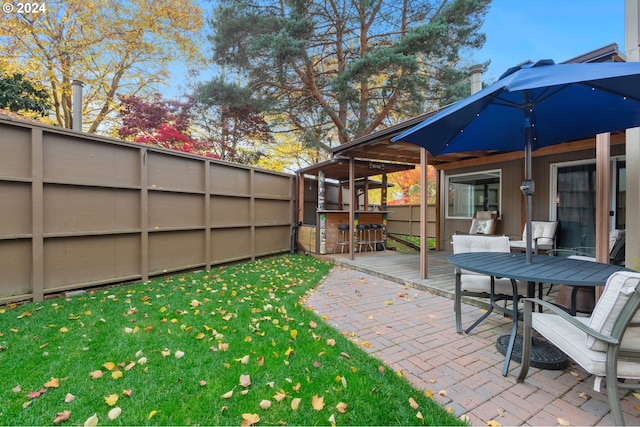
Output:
top-left (319, 249), bottom-right (491, 309)
top-left (319, 249), bottom-right (562, 311)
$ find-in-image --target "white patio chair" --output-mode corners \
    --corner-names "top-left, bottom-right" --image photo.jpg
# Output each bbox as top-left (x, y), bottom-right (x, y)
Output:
top-left (468, 210), bottom-right (498, 235)
top-left (518, 271), bottom-right (640, 426)
top-left (509, 220), bottom-right (558, 254)
top-left (452, 234), bottom-right (528, 334)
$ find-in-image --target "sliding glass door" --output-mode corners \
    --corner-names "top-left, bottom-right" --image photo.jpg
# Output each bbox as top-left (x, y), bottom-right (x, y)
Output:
top-left (551, 159), bottom-right (625, 250)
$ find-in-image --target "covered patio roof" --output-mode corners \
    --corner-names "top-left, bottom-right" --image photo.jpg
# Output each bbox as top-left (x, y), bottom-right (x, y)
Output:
top-left (297, 157), bottom-right (415, 181)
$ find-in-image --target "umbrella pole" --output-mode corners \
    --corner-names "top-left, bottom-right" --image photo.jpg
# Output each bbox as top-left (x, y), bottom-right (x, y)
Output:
top-left (523, 97), bottom-right (534, 264)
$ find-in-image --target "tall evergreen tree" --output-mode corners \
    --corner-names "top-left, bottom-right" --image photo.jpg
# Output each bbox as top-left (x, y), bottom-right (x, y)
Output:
top-left (0, 71), bottom-right (50, 116)
top-left (207, 0), bottom-right (490, 149)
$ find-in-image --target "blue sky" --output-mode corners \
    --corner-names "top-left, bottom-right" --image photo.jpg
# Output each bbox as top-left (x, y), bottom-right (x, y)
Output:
top-left (473, 0), bottom-right (626, 83)
top-left (165, 0), bottom-right (626, 96)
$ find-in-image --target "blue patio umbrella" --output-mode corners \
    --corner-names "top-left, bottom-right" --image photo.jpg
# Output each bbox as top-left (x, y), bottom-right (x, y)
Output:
top-left (392, 60), bottom-right (640, 263)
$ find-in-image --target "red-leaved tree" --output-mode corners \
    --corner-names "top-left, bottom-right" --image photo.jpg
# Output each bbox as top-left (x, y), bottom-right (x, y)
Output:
top-left (118, 93), bottom-right (219, 158)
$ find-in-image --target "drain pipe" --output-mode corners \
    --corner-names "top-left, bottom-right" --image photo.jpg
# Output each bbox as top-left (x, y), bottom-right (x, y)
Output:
top-left (72, 80), bottom-right (84, 132)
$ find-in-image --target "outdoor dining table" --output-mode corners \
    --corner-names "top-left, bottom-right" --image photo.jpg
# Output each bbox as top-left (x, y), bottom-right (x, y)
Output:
top-left (448, 251), bottom-right (632, 376)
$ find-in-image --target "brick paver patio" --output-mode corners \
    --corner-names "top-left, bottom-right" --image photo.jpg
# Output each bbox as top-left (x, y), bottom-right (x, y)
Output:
top-left (305, 265), bottom-right (640, 426)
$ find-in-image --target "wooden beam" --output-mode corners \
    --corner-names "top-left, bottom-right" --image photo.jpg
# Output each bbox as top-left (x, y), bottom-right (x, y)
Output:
top-left (420, 148), bottom-right (428, 279)
top-left (434, 133), bottom-right (626, 171)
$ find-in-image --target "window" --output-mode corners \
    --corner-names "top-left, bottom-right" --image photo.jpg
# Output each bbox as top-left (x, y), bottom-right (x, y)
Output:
top-left (446, 170), bottom-right (501, 218)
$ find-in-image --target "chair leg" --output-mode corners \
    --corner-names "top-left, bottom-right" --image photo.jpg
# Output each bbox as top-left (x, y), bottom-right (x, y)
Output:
top-left (501, 279), bottom-right (520, 377)
top-left (606, 346), bottom-right (626, 426)
top-left (454, 271), bottom-right (463, 333)
top-left (517, 299), bottom-right (533, 382)
top-left (464, 276), bottom-right (498, 334)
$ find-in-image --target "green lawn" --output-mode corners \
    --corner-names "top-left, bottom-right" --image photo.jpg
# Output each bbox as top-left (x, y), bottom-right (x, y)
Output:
top-left (0, 255), bottom-right (466, 426)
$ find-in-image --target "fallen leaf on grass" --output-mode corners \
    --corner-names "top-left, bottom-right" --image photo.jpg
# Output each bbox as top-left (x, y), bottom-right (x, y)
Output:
top-left (111, 370), bottom-right (123, 380)
top-left (312, 394), bottom-right (324, 410)
top-left (409, 397), bottom-right (419, 409)
top-left (240, 374), bottom-right (251, 387)
top-left (89, 370), bottom-right (103, 379)
top-left (241, 413), bottom-right (260, 426)
top-left (84, 414), bottom-right (99, 427)
top-left (108, 407), bottom-right (122, 420)
top-left (124, 361), bottom-right (136, 371)
top-left (236, 355), bottom-right (250, 364)
top-left (328, 413), bottom-right (336, 426)
top-left (12, 385), bottom-right (21, 393)
top-left (148, 410), bottom-right (158, 420)
top-left (53, 410), bottom-right (71, 424)
top-left (221, 389), bottom-right (234, 399)
top-left (175, 350), bottom-right (185, 358)
top-left (416, 411), bottom-right (424, 423)
top-left (44, 378), bottom-right (59, 388)
top-left (259, 400), bottom-right (271, 409)
top-left (103, 362), bottom-right (116, 371)
top-left (64, 393), bottom-right (76, 403)
top-left (122, 389), bottom-right (133, 397)
top-left (104, 394), bottom-right (119, 406)
top-left (336, 402), bottom-right (347, 413)
top-left (291, 397), bottom-right (301, 410)
top-left (326, 338), bottom-right (336, 347)
top-left (27, 388), bottom-right (47, 399)
top-left (274, 391), bottom-right (287, 402)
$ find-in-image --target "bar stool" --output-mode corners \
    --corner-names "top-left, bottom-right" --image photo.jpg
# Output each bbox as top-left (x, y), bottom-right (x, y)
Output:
top-left (356, 224), bottom-right (373, 252)
top-left (334, 224), bottom-right (350, 253)
top-left (370, 224), bottom-right (385, 251)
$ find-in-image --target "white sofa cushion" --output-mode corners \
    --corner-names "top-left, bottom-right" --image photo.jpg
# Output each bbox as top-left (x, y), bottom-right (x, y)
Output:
top-left (586, 271), bottom-right (640, 352)
top-left (525, 221), bottom-right (557, 247)
top-left (469, 218), bottom-right (494, 234)
top-left (532, 313), bottom-right (640, 379)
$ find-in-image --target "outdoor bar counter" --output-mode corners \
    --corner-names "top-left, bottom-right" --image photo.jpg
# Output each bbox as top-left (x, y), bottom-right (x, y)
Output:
top-left (298, 210), bottom-right (387, 255)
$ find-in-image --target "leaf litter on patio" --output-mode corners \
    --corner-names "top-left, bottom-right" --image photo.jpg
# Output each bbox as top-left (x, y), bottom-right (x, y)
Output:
top-left (0, 255), bottom-right (466, 426)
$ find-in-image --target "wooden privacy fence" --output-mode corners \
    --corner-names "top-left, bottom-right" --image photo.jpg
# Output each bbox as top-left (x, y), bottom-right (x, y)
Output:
top-left (386, 204), bottom-right (436, 241)
top-left (0, 118), bottom-right (295, 303)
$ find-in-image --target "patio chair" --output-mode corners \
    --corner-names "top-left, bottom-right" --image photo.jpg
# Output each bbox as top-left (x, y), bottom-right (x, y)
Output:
top-left (517, 271), bottom-right (640, 426)
top-left (558, 229), bottom-right (626, 265)
top-left (452, 234), bottom-right (528, 334)
top-left (468, 210), bottom-right (498, 235)
top-left (550, 230), bottom-right (626, 308)
top-left (509, 220), bottom-right (558, 254)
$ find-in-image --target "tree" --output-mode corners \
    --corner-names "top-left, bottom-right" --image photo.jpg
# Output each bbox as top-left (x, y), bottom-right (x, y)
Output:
top-left (193, 79), bottom-right (274, 164)
top-left (0, 0), bottom-right (203, 133)
top-left (387, 166), bottom-right (438, 205)
top-left (209, 0), bottom-right (490, 150)
top-left (118, 94), bottom-right (219, 158)
top-left (0, 71), bottom-right (50, 116)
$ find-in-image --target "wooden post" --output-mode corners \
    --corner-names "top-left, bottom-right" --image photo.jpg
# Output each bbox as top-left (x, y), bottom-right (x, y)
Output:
top-left (595, 132), bottom-right (611, 300)
top-left (420, 149), bottom-right (428, 279)
top-left (349, 156), bottom-right (356, 260)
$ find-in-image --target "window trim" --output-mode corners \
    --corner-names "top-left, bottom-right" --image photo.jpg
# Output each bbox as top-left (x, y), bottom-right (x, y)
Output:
top-left (445, 169), bottom-right (502, 219)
